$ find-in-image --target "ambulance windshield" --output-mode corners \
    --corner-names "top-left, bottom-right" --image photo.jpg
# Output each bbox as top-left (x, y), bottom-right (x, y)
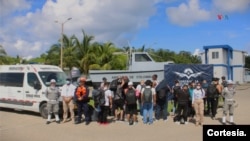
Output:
top-left (38, 71), bottom-right (67, 86)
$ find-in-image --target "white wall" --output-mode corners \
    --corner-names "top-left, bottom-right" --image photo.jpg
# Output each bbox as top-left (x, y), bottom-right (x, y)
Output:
top-left (207, 48), bottom-right (224, 64)
top-left (233, 68), bottom-right (244, 84)
top-left (232, 50), bottom-right (245, 65)
top-left (213, 66), bottom-right (228, 79)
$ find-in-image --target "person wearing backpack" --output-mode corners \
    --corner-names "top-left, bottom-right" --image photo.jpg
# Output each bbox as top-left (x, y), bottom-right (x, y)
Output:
top-left (155, 80), bottom-right (171, 122)
top-left (192, 82), bottom-right (205, 126)
top-left (141, 80), bottom-right (156, 125)
top-left (113, 82), bottom-right (125, 122)
top-left (175, 84), bottom-right (190, 125)
top-left (206, 78), bottom-right (222, 120)
top-left (98, 82), bottom-right (113, 125)
top-left (74, 77), bottom-right (90, 125)
top-left (125, 82), bottom-right (137, 125)
top-left (172, 80), bottom-right (181, 116)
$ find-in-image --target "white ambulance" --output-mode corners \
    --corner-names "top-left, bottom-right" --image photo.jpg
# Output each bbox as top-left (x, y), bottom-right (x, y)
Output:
top-left (0, 64), bottom-right (67, 118)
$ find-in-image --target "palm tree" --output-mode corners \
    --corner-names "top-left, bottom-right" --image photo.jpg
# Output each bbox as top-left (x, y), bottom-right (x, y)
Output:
top-left (45, 44), bottom-right (60, 65)
top-left (0, 45), bottom-right (8, 64)
top-left (62, 35), bottom-right (79, 78)
top-left (72, 30), bottom-right (95, 75)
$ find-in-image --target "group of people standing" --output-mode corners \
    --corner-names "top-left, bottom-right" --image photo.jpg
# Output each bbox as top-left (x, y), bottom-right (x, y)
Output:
top-left (172, 76), bottom-right (237, 126)
top-left (92, 74), bottom-right (174, 125)
top-left (44, 74), bottom-right (237, 126)
top-left (45, 76), bottom-right (92, 125)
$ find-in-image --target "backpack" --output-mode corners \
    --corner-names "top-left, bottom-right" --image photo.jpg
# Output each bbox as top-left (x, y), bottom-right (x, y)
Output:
top-left (157, 87), bottom-right (167, 100)
top-left (110, 79), bottom-right (118, 91)
top-left (143, 88), bottom-right (152, 103)
top-left (92, 89), bottom-right (102, 105)
top-left (207, 84), bottom-right (218, 98)
top-left (173, 85), bottom-right (181, 98)
top-left (114, 87), bottom-right (124, 100)
top-left (98, 89), bottom-right (107, 106)
top-left (222, 81), bottom-right (227, 88)
top-left (126, 89), bottom-right (136, 105)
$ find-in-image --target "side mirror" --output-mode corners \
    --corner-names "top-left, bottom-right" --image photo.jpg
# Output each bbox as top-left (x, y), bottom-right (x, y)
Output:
top-left (34, 81), bottom-right (42, 90)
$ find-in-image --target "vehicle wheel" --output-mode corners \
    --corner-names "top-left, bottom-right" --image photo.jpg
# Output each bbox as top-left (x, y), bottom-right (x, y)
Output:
top-left (40, 103), bottom-right (48, 119)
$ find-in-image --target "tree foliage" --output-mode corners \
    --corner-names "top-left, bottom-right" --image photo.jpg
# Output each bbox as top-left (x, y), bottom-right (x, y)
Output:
top-left (245, 55), bottom-right (250, 69)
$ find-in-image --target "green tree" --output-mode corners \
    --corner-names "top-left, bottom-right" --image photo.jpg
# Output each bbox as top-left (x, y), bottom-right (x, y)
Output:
top-left (72, 30), bottom-right (95, 75)
top-left (245, 55), bottom-right (250, 69)
top-left (90, 42), bottom-right (126, 70)
top-left (45, 44), bottom-right (60, 66)
top-left (62, 35), bottom-right (79, 77)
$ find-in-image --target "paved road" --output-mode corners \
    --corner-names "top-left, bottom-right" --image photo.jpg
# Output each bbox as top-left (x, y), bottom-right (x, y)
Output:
top-left (0, 85), bottom-right (249, 141)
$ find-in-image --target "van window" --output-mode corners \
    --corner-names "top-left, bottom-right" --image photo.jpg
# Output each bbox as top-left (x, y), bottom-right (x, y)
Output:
top-left (0, 73), bottom-right (24, 87)
top-left (27, 73), bottom-right (40, 87)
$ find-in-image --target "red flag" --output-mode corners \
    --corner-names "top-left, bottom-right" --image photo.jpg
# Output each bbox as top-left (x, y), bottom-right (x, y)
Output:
top-left (217, 14), bottom-right (223, 20)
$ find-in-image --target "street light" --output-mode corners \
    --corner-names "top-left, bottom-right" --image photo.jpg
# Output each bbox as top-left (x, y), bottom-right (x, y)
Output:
top-left (55, 17), bottom-right (72, 69)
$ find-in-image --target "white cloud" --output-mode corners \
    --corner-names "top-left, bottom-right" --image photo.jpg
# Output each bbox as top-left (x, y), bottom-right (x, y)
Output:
top-left (212, 0), bottom-right (250, 13)
top-left (0, 0), bottom-right (31, 17)
top-left (0, 0), bottom-right (157, 58)
top-left (166, 0), bottom-right (211, 26)
top-left (193, 48), bottom-right (200, 56)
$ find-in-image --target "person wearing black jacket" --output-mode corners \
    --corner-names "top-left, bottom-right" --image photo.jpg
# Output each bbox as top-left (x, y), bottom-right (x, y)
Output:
top-left (155, 81), bottom-right (171, 122)
top-left (174, 85), bottom-right (190, 124)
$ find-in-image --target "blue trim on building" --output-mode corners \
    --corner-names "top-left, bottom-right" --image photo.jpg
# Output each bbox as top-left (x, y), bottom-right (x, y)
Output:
top-left (203, 44), bottom-right (233, 50)
top-left (203, 45), bottom-right (234, 80)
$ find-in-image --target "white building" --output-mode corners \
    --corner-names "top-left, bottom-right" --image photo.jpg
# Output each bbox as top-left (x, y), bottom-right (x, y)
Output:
top-left (200, 45), bottom-right (247, 84)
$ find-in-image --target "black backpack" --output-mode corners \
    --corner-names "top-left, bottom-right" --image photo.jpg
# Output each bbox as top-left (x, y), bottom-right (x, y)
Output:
top-left (98, 89), bottom-right (107, 106)
top-left (93, 89), bottom-right (101, 105)
top-left (157, 87), bottom-right (168, 101)
top-left (143, 88), bottom-right (152, 103)
top-left (222, 81), bottom-right (227, 88)
top-left (207, 84), bottom-right (217, 98)
top-left (114, 87), bottom-right (124, 100)
top-left (126, 89), bottom-right (136, 105)
top-left (110, 79), bottom-right (118, 91)
top-left (173, 85), bottom-right (181, 97)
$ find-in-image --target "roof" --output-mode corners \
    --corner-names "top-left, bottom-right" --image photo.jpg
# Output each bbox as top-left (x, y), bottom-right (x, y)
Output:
top-left (203, 45), bottom-right (233, 51)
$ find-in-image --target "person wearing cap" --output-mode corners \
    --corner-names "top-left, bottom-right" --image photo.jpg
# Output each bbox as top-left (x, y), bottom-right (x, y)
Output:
top-left (125, 82), bottom-right (137, 125)
top-left (74, 76), bottom-right (90, 125)
top-left (61, 79), bottom-right (76, 123)
top-left (45, 79), bottom-right (61, 124)
top-left (221, 80), bottom-right (236, 125)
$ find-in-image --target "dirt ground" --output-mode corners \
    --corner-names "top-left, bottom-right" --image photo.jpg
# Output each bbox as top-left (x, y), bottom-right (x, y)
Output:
top-left (0, 84), bottom-right (249, 141)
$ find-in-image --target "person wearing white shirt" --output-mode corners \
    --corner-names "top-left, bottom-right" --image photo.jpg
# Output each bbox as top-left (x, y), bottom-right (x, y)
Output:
top-left (99, 82), bottom-right (113, 124)
top-left (192, 82), bottom-right (205, 126)
top-left (61, 79), bottom-right (76, 123)
top-left (136, 80), bottom-right (145, 116)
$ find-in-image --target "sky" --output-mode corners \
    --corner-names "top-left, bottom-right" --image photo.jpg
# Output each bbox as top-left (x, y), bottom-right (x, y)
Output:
top-left (0, 0), bottom-right (250, 60)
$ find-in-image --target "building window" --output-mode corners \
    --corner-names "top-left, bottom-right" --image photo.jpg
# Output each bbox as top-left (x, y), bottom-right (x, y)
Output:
top-left (212, 51), bottom-right (219, 59)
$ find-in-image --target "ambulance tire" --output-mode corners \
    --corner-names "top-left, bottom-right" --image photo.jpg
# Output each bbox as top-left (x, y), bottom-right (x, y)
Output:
top-left (40, 103), bottom-right (48, 119)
